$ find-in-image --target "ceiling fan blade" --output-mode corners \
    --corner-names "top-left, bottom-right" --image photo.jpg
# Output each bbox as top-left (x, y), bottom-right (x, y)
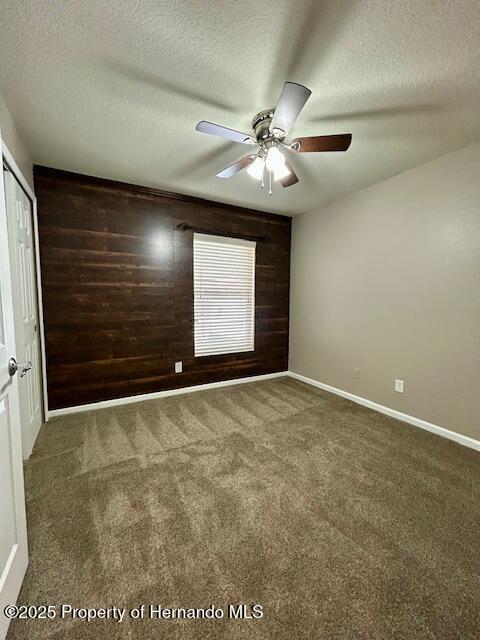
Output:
top-left (280, 155), bottom-right (299, 188)
top-left (196, 121), bottom-right (256, 145)
top-left (269, 82), bottom-right (312, 137)
top-left (216, 155), bottom-right (256, 178)
top-left (290, 133), bottom-right (352, 152)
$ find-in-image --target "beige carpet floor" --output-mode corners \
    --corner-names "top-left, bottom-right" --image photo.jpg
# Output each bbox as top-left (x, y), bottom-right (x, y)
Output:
top-left (7, 377), bottom-right (480, 639)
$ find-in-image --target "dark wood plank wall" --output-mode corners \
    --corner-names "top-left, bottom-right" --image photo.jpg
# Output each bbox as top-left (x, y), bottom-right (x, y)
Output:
top-left (34, 167), bottom-right (291, 410)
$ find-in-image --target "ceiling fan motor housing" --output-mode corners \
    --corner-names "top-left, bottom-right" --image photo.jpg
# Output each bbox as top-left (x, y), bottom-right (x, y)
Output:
top-left (252, 109), bottom-right (279, 143)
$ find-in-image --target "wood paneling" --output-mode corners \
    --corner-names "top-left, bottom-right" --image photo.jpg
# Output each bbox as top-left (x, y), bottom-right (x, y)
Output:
top-left (34, 167), bottom-right (291, 410)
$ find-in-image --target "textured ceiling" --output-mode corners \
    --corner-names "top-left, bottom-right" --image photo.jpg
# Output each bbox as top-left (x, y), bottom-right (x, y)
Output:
top-left (0, 0), bottom-right (479, 215)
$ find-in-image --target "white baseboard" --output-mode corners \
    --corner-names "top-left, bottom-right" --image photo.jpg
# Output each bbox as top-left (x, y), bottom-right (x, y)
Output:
top-left (288, 371), bottom-right (480, 452)
top-left (47, 369), bottom-right (480, 453)
top-left (47, 371), bottom-right (289, 418)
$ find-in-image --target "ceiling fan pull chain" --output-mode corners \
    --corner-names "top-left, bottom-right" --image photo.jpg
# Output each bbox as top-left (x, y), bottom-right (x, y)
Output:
top-left (269, 169), bottom-right (272, 196)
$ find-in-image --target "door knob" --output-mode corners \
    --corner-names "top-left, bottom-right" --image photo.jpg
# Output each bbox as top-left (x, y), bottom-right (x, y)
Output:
top-left (8, 357), bottom-right (32, 378)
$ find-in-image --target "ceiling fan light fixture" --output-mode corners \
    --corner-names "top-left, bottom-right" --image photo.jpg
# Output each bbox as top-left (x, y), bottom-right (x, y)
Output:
top-left (265, 146), bottom-right (287, 173)
top-left (264, 146), bottom-right (291, 181)
top-left (273, 162), bottom-right (291, 181)
top-left (246, 156), bottom-right (265, 180)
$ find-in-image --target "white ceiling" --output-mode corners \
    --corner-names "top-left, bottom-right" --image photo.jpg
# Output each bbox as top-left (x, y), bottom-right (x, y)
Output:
top-left (0, 0), bottom-right (479, 216)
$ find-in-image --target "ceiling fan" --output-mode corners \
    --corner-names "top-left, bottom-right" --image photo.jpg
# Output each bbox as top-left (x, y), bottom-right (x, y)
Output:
top-left (195, 81), bottom-right (352, 195)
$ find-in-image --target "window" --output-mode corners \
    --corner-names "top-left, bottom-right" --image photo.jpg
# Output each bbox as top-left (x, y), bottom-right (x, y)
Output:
top-left (193, 233), bottom-right (255, 357)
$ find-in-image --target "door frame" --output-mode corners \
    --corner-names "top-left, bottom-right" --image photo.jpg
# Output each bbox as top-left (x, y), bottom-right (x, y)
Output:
top-left (2, 142), bottom-right (49, 425)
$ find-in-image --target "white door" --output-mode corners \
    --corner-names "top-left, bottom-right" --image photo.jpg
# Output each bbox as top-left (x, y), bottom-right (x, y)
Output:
top-left (4, 170), bottom-right (42, 459)
top-left (0, 139), bottom-right (29, 639)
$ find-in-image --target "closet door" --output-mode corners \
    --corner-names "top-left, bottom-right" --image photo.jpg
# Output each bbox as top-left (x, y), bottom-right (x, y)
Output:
top-left (4, 169), bottom-right (42, 458)
top-left (0, 145), bottom-right (28, 640)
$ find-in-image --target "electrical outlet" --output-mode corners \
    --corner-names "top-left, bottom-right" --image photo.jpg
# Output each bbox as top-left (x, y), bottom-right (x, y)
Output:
top-left (395, 379), bottom-right (404, 393)
top-left (353, 368), bottom-right (360, 380)
top-left (175, 361), bottom-right (183, 374)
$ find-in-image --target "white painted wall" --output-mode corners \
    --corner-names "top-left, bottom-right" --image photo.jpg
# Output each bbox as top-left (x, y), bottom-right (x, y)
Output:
top-left (0, 90), bottom-right (32, 188)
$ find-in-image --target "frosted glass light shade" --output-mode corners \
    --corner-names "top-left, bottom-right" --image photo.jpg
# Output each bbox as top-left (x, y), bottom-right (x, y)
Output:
top-left (273, 162), bottom-right (291, 181)
top-left (247, 157), bottom-right (265, 180)
top-left (265, 146), bottom-right (285, 172)
top-left (265, 146), bottom-right (291, 181)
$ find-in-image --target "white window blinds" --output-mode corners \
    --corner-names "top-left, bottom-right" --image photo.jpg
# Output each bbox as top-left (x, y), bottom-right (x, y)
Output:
top-left (194, 233), bottom-right (256, 357)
